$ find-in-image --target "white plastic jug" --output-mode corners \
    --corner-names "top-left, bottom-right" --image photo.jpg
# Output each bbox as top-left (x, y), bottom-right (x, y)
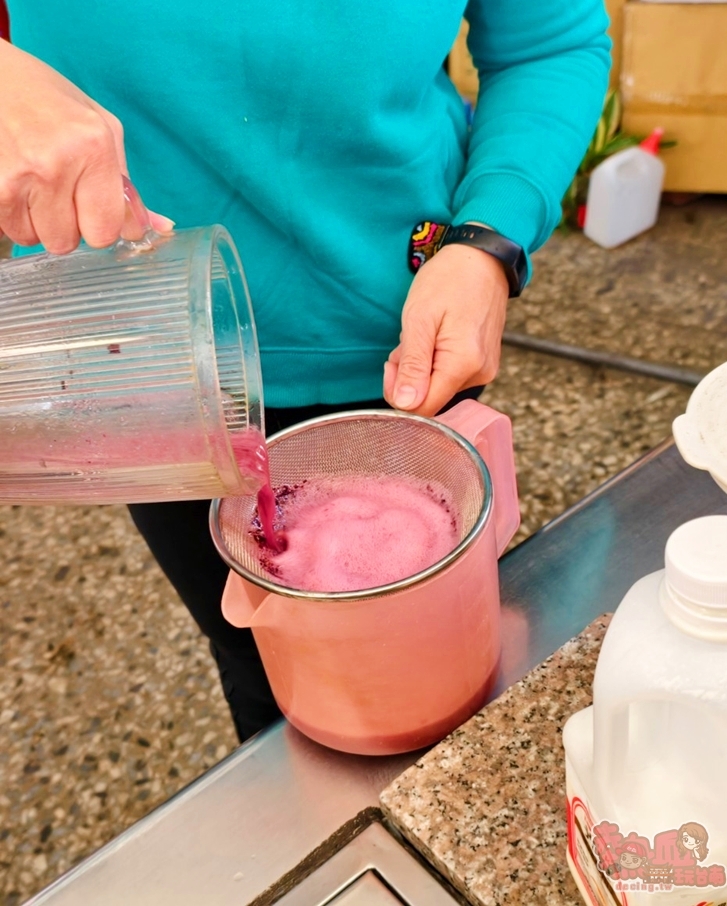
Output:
top-left (583, 129), bottom-right (665, 249)
top-left (563, 515), bottom-right (727, 906)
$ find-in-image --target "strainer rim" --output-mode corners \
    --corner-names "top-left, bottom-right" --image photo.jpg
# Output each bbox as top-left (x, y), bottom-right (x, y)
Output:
top-left (209, 408), bottom-right (493, 601)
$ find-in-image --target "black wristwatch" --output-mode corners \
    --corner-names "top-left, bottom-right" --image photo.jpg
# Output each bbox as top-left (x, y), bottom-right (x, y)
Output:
top-left (408, 221), bottom-right (528, 298)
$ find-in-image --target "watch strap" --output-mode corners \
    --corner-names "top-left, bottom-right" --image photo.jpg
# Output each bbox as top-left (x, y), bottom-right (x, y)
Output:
top-left (408, 221), bottom-right (527, 298)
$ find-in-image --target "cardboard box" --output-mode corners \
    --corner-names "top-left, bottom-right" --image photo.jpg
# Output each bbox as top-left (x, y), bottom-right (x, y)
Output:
top-left (621, 2), bottom-right (727, 193)
top-left (448, 21), bottom-right (479, 104)
top-left (605, 0), bottom-right (626, 89)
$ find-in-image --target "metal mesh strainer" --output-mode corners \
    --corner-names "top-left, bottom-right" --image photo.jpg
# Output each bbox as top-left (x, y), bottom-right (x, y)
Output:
top-left (209, 410), bottom-right (492, 599)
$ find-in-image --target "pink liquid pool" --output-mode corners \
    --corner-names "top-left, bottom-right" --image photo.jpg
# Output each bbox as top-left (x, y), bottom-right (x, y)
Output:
top-left (251, 474), bottom-right (459, 592)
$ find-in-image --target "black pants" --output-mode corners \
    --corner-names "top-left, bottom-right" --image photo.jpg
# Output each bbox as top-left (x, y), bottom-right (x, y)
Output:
top-left (129, 388), bottom-right (482, 742)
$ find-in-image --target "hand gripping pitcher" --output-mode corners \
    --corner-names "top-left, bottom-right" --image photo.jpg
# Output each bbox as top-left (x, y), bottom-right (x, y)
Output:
top-left (211, 400), bottom-right (521, 756)
top-left (564, 362), bottom-right (727, 906)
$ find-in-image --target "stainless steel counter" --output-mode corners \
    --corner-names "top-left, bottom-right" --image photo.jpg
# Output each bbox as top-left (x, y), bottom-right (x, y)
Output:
top-left (27, 441), bottom-right (727, 906)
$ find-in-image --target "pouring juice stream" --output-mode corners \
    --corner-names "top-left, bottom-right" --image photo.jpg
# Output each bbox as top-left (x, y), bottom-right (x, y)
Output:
top-left (229, 429), bottom-right (282, 552)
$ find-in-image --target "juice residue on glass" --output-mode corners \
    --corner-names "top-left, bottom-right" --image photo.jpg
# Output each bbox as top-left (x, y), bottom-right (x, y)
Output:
top-left (249, 474), bottom-right (459, 592)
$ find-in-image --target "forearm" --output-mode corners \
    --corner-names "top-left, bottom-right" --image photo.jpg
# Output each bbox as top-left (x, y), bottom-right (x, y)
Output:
top-left (454, 0), bottom-right (611, 255)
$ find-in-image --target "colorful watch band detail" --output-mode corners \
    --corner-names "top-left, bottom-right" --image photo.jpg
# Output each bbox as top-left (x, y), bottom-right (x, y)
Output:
top-left (408, 221), bottom-right (448, 272)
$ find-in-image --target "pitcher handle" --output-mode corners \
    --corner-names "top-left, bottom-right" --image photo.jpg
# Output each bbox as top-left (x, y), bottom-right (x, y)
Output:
top-left (436, 399), bottom-right (520, 557)
top-left (118, 176), bottom-right (162, 253)
top-left (672, 413), bottom-right (710, 472)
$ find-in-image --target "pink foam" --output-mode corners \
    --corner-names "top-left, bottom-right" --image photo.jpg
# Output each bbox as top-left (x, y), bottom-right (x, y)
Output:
top-left (266, 475), bottom-right (458, 592)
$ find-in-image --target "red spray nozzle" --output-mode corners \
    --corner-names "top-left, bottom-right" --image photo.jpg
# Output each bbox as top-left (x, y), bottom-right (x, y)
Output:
top-left (640, 128), bottom-right (664, 156)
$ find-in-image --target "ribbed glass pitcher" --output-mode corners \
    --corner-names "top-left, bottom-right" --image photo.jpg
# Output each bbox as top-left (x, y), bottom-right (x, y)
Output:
top-left (0, 225), bottom-right (264, 504)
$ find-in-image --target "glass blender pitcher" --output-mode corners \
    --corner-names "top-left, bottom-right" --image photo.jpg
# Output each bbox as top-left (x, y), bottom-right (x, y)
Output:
top-left (0, 183), bottom-right (264, 504)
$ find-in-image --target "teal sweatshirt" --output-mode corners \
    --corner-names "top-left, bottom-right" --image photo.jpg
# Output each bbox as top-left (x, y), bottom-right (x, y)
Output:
top-left (7, 1), bottom-right (610, 407)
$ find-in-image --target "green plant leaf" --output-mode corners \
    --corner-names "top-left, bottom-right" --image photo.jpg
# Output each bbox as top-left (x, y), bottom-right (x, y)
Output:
top-left (600, 134), bottom-right (641, 156)
top-left (603, 89), bottom-right (622, 141)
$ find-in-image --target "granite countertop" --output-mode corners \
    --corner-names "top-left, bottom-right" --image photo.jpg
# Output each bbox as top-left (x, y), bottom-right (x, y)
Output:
top-left (380, 615), bottom-right (612, 906)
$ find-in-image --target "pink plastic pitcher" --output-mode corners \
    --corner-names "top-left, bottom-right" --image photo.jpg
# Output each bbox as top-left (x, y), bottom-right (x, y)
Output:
top-left (213, 400), bottom-right (520, 755)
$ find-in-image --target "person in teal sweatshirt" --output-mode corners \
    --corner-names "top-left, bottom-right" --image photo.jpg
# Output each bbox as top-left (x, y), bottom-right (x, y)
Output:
top-left (0, 1), bottom-right (610, 740)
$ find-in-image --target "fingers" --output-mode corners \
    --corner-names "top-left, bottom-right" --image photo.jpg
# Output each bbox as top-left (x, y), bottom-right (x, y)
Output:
top-left (74, 106), bottom-right (127, 247)
top-left (383, 242), bottom-right (509, 417)
top-left (383, 353), bottom-right (399, 403)
top-left (424, 347), bottom-right (498, 416)
top-left (384, 342), bottom-right (493, 417)
top-left (414, 320), bottom-right (503, 416)
top-left (419, 368), bottom-right (472, 418)
top-left (0, 116), bottom-right (125, 251)
top-left (0, 187), bottom-right (39, 247)
top-left (0, 44), bottom-right (159, 253)
top-left (100, 108), bottom-right (128, 179)
top-left (386, 313), bottom-right (437, 412)
top-left (27, 180), bottom-right (81, 255)
top-left (73, 131), bottom-right (127, 248)
top-left (148, 211), bottom-right (176, 233)
top-left (385, 341), bottom-right (471, 417)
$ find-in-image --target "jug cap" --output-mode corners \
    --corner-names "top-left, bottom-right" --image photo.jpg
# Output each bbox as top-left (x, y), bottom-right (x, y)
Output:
top-left (662, 515), bottom-right (727, 642)
top-left (639, 127), bottom-right (664, 156)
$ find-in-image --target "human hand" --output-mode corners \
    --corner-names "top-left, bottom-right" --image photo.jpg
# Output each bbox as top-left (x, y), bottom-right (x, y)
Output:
top-left (383, 242), bottom-right (509, 417)
top-left (0, 41), bottom-right (173, 254)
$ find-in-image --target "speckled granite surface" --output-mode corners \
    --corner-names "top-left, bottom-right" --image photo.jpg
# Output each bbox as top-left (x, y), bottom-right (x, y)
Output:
top-left (381, 615), bottom-right (612, 906)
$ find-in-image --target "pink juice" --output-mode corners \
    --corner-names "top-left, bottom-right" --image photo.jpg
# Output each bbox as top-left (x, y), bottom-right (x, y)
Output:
top-left (229, 428), bottom-right (282, 552)
top-left (255, 475), bottom-right (459, 592)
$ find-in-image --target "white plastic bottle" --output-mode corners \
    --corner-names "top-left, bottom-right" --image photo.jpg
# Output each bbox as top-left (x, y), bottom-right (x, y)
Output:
top-left (583, 128), bottom-right (666, 249)
top-left (563, 515), bottom-right (727, 906)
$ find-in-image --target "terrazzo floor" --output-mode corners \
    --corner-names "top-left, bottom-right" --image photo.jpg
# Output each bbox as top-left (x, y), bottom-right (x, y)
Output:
top-left (1, 197), bottom-right (726, 904)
